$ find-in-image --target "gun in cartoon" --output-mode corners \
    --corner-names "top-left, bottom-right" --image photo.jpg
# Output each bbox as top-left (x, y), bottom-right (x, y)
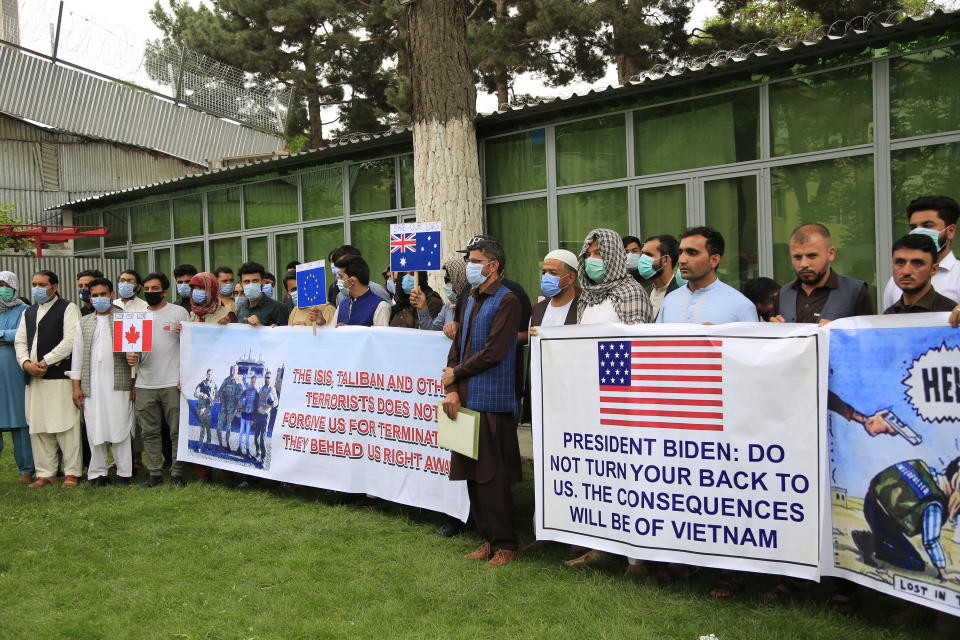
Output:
top-left (882, 409), bottom-right (922, 446)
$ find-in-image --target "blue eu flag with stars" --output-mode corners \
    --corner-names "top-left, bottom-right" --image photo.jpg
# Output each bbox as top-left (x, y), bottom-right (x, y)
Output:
top-left (295, 260), bottom-right (327, 308)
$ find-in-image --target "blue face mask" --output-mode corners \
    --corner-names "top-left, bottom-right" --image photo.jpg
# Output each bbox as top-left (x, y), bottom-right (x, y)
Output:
top-left (32, 286), bottom-right (50, 304)
top-left (117, 281), bottom-right (136, 299)
top-left (244, 283), bottom-right (262, 300)
top-left (91, 296), bottom-right (112, 313)
top-left (401, 274), bottom-right (416, 294)
top-left (465, 263), bottom-right (487, 287)
top-left (909, 227), bottom-right (943, 252)
top-left (540, 273), bottom-right (565, 298)
top-left (386, 279), bottom-right (396, 295)
top-left (220, 283), bottom-right (235, 296)
top-left (675, 269), bottom-right (688, 288)
top-left (78, 288), bottom-right (90, 302)
top-left (336, 278), bottom-right (348, 294)
top-left (625, 252), bottom-right (640, 270)
top-left (331, 264), bottom-right (340, 279)
top-left (262, 283), bottom-right (274, 298)
top-left (290, 291), bottom-right (298, 306)
top-left (191, 289), bottom-right (206, 304)
top-left (444, 283), bottom-right (455, 301)
top-left (636, 254), bottom-right (661, 280)
top-left (177, 283), bottom-right (191, 298)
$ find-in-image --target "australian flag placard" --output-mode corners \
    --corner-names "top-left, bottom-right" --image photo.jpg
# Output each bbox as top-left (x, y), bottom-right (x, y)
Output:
top-left (295, 259), bottom-right (327, 308)
top-left (390, 221), bottom-right (441, 272)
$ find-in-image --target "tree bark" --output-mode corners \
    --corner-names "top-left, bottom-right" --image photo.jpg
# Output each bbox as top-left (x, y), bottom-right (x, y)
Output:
top-left (302, 80), bottom-right (324, 149)
top-left (407, 0), bottom-right (483, 276)
top-left (494, 0), bottom-right (510, 107)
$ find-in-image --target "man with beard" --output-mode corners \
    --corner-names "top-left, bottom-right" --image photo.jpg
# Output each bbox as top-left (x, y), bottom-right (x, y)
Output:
top-left (771, 223), bottom-right (873, 325)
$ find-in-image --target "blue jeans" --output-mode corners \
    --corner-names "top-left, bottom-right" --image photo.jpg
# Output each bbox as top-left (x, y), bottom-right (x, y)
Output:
top-left (0, 428), bottom-right (35, 475)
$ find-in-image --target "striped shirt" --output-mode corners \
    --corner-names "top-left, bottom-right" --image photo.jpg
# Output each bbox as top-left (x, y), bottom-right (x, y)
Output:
top-left (922, 502), bottom-right (946, 569)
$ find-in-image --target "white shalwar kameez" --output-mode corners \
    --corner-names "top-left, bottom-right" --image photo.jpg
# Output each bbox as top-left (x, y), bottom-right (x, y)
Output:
top-left (70, 316), bottom-right (135, 479)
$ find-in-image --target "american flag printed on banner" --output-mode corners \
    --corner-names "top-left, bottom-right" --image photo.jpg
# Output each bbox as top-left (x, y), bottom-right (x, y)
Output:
top-left (389, 221), bottom-right (441, 272)
top-left (597, 338), bottom-right (723, 431)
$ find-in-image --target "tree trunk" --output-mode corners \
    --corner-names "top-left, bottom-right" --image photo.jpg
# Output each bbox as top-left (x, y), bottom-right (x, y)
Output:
top-left (303, 83), bottom-right (324, 149)
top-left (494, 0), bottom-right (510, 107)
top-left (407, 0), bottom-right (483, 277)
top-left (611, 9), bottom-right (641, 85)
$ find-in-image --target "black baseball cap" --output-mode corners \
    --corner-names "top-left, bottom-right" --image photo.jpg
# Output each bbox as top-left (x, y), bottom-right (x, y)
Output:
top-left (458, 234), bottom-right (501, 254)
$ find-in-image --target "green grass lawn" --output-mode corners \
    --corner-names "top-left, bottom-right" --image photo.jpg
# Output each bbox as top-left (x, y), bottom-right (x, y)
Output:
top-left (0, 446), bottom-right (945, 640)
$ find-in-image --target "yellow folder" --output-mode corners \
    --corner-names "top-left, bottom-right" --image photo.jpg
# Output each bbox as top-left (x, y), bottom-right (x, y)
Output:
top-left (437, 404), bottom-right (480, 459)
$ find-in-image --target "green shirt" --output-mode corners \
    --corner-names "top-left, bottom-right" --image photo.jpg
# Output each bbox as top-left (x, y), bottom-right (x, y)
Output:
top-left (234, 295), bottom-right (288, 326)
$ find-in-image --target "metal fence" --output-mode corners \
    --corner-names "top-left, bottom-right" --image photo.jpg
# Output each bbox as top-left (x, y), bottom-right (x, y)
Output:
top-left (3, 0), bottom-right (292, 135)
top-left (1, 255), bottom-right (128, 306)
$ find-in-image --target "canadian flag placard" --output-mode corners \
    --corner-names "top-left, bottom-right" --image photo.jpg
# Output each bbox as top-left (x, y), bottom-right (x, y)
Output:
top-left (113, 312), bottom-right (153, 352)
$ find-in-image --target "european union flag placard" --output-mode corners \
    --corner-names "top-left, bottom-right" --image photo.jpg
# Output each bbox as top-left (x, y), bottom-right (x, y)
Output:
top-left (389, 221), bottom-right (441, 272)
top-left (295, 259), bottom-right (327, 308)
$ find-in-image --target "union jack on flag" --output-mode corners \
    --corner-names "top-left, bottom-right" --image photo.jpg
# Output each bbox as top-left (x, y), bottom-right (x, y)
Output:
top-left (389, 222), bottom-right (442, 271)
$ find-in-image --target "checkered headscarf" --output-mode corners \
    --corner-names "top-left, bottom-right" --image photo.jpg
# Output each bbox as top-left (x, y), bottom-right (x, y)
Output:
top-left (576, 228), bottom-right (653, 324)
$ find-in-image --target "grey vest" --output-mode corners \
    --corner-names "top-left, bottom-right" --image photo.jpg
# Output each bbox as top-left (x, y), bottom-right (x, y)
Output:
top-left (778, 272), bottom-right (865, 323)
top-left (79, 309), bottom-right (133, 397)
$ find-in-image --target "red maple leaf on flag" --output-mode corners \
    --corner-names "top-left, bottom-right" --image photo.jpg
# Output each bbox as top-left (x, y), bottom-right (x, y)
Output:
top-left (124, 324), bottom-right (141, 345)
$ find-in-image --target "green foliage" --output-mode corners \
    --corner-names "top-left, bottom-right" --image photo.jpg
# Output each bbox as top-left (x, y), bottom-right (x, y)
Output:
top-left (0, 205), bottom-right (34, 255)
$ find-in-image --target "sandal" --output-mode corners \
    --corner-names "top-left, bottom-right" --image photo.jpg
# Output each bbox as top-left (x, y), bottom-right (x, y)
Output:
top-left (763, 577), bottom-right (814, 601)
top-left (708, 572), bottom-right (745, 598)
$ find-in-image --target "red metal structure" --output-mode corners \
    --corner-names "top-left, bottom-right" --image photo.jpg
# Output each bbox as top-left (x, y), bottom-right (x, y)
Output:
top-left (0, 224), bottom-right (109, 258)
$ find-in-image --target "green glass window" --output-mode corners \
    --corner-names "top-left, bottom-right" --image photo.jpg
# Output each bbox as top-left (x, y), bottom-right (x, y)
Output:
top-left (637, 183), bottom-right (687, 241)
top-left (770, 65), bottom-right (873, 157)
top-left (275, 232), bottom-right (299, 282)
top-left (484, 129), bottom-right (547, 196)
top-left (304, 223), bottom-right (344, 265)
top-left (891, 142), bottom-right (960, 257)
top-left (210, 238), bottom-right (241, 273)
top-left (772, 155), bottom-right (876, 291)
top-left (175, 242), bottom-right (204, 272)
top-left (890, 46), bottom-right (960, 139)
top-left (556, 115), bottom-right (627, 186)
top-left (486, 198), bottom-right (549, 301)
top-left (557, 188), bottom-right (629, 255)
top-left (133, 251), bottom-right (149, 280)
top-left (131, 201), bottom-right (170, 244)
top-left (399, 154), bottom-right (415, 208)
top-left (246, 236), bottom-right (269, 265)
top-left (154, 248), bottom-right (171, 298)
top-left (73, 211), bottom-right (101, 252)
top-left (104, 250), bottom-right (128, 260)
top-left (172, 195), bottom-right (203, 238)
top-left (704, 176), bottom-right (759, 291)
top-left (349, 160), bottom-right (396, 214)
top-left (350, 217), bottom-right (393, 278)
top-left (208, 188), bottom-right (241, 234)
top-left (245, 178), bottom-right (297, 229)
top-left (302, 168), bottom-right (343, 221)
top-left (103, 209), bottom-right (128, 248)
top-left (634, 88), bottom-right (759, 175)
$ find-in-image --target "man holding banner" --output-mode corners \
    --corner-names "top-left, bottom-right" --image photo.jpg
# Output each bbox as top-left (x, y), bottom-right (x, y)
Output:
top-left (443, 236), bottom-right (523, 567)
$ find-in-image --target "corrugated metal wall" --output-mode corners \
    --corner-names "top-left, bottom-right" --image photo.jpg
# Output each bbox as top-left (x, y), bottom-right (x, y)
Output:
top-left (0, 256), bottom-right (128, 305)
top-left (0, 45), bottom-right (284, 166)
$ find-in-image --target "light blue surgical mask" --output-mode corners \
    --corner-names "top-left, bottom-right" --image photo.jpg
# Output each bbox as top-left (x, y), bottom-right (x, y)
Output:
top-left (584, 258), bottom-right (605, 282)
top-left (220, 283), bottom-right (235, 296)
top-left (331, 264), bottom-right (340, 279)
top-left (32, 286), bottom-right (50, 304)
top-left (675, 270), bottom-right (688, 288)
top-left (0, 286), bottom-right (14, 302)
top-left (262, 283), bottom-right (274, 298)
top-left (176, 283), bottom-right (191, 298)
top-left (290, 291), bottom-right (298, 306)
top-left (636, 254), bottom-right (661, 280)
top-left (386, 279), bottom-right (396, 295)
top-left (117, 281), bottom-right (136, 299)
top-left (191, 289), bottom-right (206, 304)
top-left (444, 283), bottom-right (455, 301)
top-left (91, 297), bottom-right (112, 313)
top-left (465, 262), bottom-right (486, 287)
top-left (909, 227), bottom-right (943, 252)
top-left (236, 296), bottom-right (248, 308)
top-left (244, 283), bottom-right (262, 300)
top-left (336, 278), bottom-right (348, 294)
top-left (625, 252), bottom-right (640, 270)
top-left (540, 274), bottom-right (563, 298)
top-left (401, 274), bottom-right (416, 294)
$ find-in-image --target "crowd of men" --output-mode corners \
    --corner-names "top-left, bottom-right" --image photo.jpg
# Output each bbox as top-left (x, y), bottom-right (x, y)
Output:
top-left (1, 194), bottom-right (959, 613)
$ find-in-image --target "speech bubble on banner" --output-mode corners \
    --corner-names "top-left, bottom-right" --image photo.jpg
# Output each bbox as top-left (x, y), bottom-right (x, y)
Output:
top-left (903, 342), bottom-right (960, 423)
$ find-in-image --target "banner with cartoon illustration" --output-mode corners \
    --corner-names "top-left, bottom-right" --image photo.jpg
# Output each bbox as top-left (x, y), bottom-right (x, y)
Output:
top-left (825, 315), bottom-right (960, 616)
top-left (177, 323), bottom-right (470, 521)
top-left (531, 322), bottom-right (828, 580)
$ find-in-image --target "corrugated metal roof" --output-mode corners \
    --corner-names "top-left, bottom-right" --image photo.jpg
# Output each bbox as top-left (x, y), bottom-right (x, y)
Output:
top-left (54, 9), bottom-right (960, 212)
top-left (0, 44), bottom-right (284, 166)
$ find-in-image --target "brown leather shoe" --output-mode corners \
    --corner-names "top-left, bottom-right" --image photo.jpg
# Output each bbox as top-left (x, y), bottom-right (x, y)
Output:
top-left (464, 541), bottom-right (491, 560)
top-left (17, 473), bottom-right (33, 485)
top-left (61, 475), bottom-right (80, 488)
top-left (488, 549), bottom-right (519, 567)
top-left (27, 476), bottom-right (55, 488)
